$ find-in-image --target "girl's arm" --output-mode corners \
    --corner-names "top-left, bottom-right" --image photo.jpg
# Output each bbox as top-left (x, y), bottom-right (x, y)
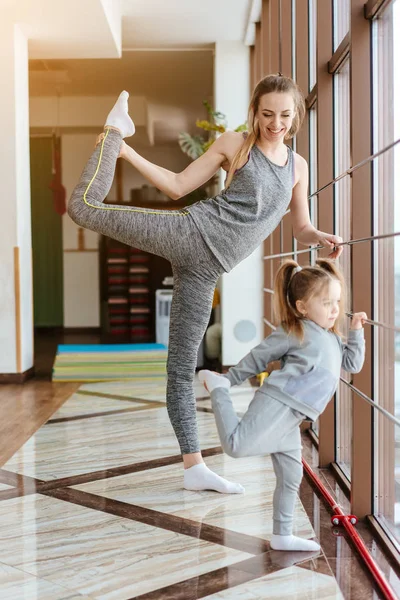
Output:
top-left (120, 131), bottom-right (241, 200)
top-left (341, 312), bottom-right (367, 373)
top-left (290, 155), bottom-right (343, 259)
top-left (224, 327), bottom-right (290, 386)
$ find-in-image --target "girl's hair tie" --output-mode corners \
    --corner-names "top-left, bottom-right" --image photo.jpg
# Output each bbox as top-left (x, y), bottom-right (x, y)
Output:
top-left (290, 265), bottom-right (302, 280)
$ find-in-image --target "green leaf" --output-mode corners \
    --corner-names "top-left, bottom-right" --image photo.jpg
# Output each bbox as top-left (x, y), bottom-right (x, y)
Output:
top-left (202, 100), bottom-right (227, 127)
top-left (234, 123), bottom-right (248, 132)
top-left (178, 132), bottom-right (205, 159)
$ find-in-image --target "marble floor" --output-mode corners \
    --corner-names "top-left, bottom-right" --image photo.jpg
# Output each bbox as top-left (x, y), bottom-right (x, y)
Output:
top-left (0, 376), bottom-right (397, 599)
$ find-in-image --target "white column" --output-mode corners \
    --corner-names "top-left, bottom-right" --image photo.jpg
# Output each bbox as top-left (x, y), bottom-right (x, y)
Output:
top-left (0, 24), bottom-right (33, 376)
top-left (214, 41), bottom-right (263, 366)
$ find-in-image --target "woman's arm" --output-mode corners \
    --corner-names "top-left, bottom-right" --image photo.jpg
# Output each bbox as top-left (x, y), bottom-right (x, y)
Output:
top-left (120, 131), bottom-right (241, 200)
top-left (290, 155), bottom-right (343, 259)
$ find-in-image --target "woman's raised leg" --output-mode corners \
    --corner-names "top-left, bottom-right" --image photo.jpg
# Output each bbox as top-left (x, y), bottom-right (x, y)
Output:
top-left (67, 126), bottom-right (193, 257)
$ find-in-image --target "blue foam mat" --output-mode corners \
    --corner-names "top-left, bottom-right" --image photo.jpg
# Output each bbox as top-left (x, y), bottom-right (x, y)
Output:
top-left (57, 343), bottom-right (167, 354)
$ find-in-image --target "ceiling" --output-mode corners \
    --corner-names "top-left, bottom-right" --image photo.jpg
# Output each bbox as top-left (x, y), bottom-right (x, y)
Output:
top-left (26, 0), bottom-right (251, 144)
top-left (121, 0), bottom-right (251, 49)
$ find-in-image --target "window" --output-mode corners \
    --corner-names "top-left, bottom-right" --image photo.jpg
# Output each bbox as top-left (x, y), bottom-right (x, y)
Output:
top-left (308, 0), bottom-right (317, 91)
top-left (333, 0), bottom-right (350, 50)
top-left (333, 58), bottom-right (352, 477)
top-left (372, 0), bottom-right (399, 545)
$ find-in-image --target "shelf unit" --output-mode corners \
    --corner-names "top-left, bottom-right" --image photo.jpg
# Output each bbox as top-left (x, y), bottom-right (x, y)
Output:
top-left (100, 235), bottom-right (172, 343)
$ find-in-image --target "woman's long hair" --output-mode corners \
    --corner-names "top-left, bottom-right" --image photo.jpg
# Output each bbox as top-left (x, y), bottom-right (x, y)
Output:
top-left (225, 73), bottom-right (305, 189)
top-left (273, 259), bottom-right (347, 341)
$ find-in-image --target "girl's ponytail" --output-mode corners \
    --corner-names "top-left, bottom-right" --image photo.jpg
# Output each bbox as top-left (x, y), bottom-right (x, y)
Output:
top-left (315, 258), bottom-right (345, 287)
top-left (273, 260), bottom-right (304, 339)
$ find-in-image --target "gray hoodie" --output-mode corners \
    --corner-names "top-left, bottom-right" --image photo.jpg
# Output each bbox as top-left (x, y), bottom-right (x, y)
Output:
top-left (224, 319), bottom-right (365, 421)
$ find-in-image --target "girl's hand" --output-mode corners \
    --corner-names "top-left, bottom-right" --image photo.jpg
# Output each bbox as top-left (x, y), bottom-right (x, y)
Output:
top-left (350, 312), bottom-right (368, 330)
top-left (316, 231), bottom-right (344, 259)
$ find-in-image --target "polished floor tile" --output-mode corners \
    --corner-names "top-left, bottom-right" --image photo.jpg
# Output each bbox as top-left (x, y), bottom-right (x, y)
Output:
top-left (80, 379), bottom-right (168, 401)
top-left (0, 562), bottom-right (92, 600)
top-left (0, 483), bottom-right (12, 491)
top-left (0, 494), bottom-right (253, 599)
top-left (49, 393), bottom-right (149, 418)
top-left (0, 376), bottom-right (389, 600)
top-left (2, 408), bottom-right (221, 480)
top-left (80, 378), bottom-right (252, 405)
top-left (75, 453), bottom-right (315, 542)
top-left (204, 564), bottom-right (345, 599)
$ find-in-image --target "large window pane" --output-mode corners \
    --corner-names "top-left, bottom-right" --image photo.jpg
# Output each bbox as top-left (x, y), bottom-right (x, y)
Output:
top-left (333, 58), bottom-right (352, 478)
top-left (308, 0), bottom-right (317, 91)
top-left (308, 103), bottom-right (319, 436)
top-left (333, 0), bottom-right (350, 50)
top-left (372, 0), bottom-right (399, 545)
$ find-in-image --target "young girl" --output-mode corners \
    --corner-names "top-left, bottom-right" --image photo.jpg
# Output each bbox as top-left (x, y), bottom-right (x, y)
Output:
top-left (68, 74), bottom-right (343, 495)
top-left (199, 259), bottom-right (366, 552)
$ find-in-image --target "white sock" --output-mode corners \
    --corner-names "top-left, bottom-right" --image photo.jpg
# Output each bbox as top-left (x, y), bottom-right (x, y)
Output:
top-left (184, 463), bottom-right (244, 494)
top-left (270, 534), bottom-right (321, 552)
top-left (105, 91), bottom-right (135, 138)
top-left (198, 370), bottom-right (231, 393)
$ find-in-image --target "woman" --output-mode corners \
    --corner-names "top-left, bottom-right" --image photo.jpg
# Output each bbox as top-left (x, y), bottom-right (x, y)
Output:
top-left (68, 74), bottom-right (343, 494)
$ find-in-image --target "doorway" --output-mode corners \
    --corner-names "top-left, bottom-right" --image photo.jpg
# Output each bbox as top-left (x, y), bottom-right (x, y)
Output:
top-left (30, 137), bottom-right (63, 326)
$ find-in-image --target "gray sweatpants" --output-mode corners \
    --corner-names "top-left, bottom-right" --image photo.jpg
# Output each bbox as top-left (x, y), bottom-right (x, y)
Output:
top-left (68, 128), bottom-right (224, 454)
top-left (211, 387), bottom-right (304, 535)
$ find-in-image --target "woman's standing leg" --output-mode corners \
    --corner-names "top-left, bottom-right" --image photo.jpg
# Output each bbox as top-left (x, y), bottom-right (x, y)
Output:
top-left (167, 264), bottom-right (244, 493)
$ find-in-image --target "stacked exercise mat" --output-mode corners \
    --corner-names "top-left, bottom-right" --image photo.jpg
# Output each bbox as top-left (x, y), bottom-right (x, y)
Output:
top-left (52, 343), bottom-right (168, 382)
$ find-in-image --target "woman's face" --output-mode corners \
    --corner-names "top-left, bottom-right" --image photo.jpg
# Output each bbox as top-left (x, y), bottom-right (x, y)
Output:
top-left (256, 92), bottom-right (295, 143)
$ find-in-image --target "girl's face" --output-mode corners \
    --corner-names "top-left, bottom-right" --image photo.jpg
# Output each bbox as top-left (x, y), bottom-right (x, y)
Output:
top-left (256, 92), bottom-right (296, 143)
top-left (297, 280), bottom-right (342, 330)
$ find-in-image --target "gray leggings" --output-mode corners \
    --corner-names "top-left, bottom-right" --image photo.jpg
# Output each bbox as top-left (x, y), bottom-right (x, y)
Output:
top-left (211, 387), bottom-right (304, 535)
top-left (68, 128), bottom-right (224, 454)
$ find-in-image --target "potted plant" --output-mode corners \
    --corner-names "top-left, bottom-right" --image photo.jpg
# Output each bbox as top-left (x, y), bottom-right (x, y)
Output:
top-left (179, 101), bottom-right (247, 160)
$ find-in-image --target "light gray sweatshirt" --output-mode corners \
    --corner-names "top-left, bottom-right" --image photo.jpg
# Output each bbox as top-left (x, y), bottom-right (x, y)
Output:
top-left (224, 319), bottom-right (365, 421)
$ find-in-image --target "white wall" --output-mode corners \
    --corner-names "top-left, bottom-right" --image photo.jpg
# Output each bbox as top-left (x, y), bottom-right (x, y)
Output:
top-left (120, 144), bottom-right (190, 199)
top-left (64, 253), bottom-right (100, 327)
top-left (0, 23), bottom-right (33, 374)
top-left (214, 41), bottom-right (264, 366)
top-left (30, 96), bottom-right (147, 129)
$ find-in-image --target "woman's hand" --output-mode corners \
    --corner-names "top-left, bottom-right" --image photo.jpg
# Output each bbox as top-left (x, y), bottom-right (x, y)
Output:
top-left (315, 231), bottom-right (343, 259)
top-left (95, 132), bottom-right (127, 159)
top-left (118, 140), bottom-right (128, 159)
top-left (295, 226), bottom-right (344, 259)
top-left (350, 312), bottom-right (368, 330)
top-left (94, 132), bottom-right (105, 148)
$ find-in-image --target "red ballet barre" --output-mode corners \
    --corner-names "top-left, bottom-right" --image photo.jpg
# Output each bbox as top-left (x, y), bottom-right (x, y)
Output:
top-left (302, 458), bottom-right (398, 600)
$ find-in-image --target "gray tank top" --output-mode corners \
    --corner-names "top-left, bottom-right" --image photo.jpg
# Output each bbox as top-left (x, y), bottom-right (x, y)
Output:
top-left (188, 142), bottom-right (294, 272)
